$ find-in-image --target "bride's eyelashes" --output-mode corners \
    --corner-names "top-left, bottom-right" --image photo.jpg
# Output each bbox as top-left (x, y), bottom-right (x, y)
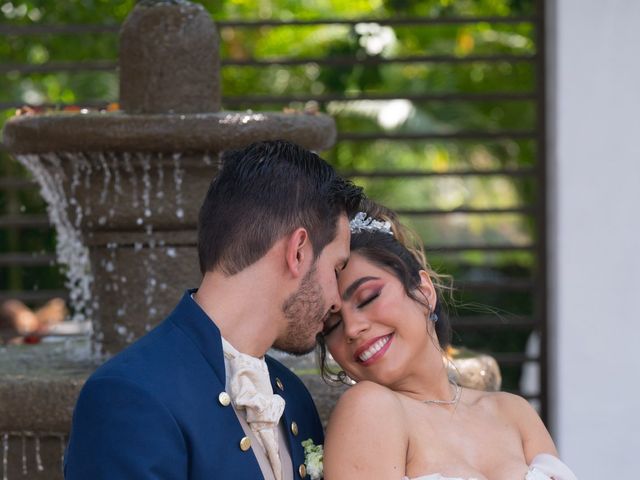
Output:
top-left (357, 288), bottom-right (382, 309)
top-left (322, 286), bottom-right (383, 336)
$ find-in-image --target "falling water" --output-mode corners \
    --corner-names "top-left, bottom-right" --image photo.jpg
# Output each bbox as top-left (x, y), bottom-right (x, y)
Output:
top-left (155, 153), bottom-right (165, 213)
top-left (122, 152), bottom-right (139, 209)
top-left (2, 433), bottom-right (8, 480)
top-left (20, 436), bottom-right (26, 475)
top-left (172, 153), bottom-right (185, 219)
top-left (97, 153), bottom-right (111, 205)
top-left (17, 151), bottom-right (211, 348)
top-left (59, 436), bottom-right (65, 475)
top-left (17, 154), bottom-right (94, 325)
top-left (34, 437), bottom-right (43, 472)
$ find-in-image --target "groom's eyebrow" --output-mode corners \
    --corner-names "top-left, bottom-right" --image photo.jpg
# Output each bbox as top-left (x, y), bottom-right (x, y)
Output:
top-left (342, 276), bottom-right (379, 301)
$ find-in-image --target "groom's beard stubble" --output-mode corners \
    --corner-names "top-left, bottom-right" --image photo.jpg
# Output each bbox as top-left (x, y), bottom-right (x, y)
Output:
top-left (274, 264), bottom-right (326, 356)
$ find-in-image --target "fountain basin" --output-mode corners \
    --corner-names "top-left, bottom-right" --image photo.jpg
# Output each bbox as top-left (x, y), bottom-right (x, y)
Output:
top-left (3, 111), bottom-right (336, 154)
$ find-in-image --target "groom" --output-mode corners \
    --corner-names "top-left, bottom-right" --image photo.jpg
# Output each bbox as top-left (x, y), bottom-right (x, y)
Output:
top-left (64, 140), bottom-right (363, 479)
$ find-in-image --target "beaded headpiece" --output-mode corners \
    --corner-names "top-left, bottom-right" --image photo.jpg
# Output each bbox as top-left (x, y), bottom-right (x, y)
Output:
top-left (349, 212), bottom-right (394, 236)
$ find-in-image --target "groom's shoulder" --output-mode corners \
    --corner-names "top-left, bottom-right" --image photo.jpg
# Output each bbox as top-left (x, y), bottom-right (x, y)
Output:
top-left (87, 316), bottom-right (195, 389)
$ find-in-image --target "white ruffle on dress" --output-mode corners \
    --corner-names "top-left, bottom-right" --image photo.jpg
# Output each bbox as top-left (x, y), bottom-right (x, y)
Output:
top-left (402, 454), bottom-right (577, 480)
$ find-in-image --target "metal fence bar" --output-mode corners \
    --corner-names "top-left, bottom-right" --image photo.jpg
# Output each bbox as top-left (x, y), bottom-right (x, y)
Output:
top-left (395, 207), bottom-right (535, 216)
top-left (0, 92), bottom-right (536, 112)
top-left (1, 53), bottom-right (536, 75)
top-left (344, 168), bottom-right (536, 178)
top-left (0, 100), bottom-right (111, 111)
top-left (0, 177), bottom-right (37, 189)
top-left (455, 279), bottom-right (534, 292)
top-left (0, 16), bottom-right (537, 37)
top-left (0, 290), bottom-right (68, 303)
top-left (428, 243), bottom-right (535, 252)
top-left (492, 353), bottom-right (539, 365)
top-left (222, 92), bottom-right (538, 103)
top-left (0, 60), bottom-right (118, 75)
top-left (0, 214), bottom-right (50, 228)
top-left (222, 53), bottom-right (536, 66)
top-left (217, 17), bottom-right (538, 27)
top-left (0, 253), bottom-right (57, 267)
top-left (0, 24), bottom-right (120, 35)
top-left (532, 0), bottom-right (550, 427)
top-left (338, 131), bottom-right (537, 141)
top-left (450, 315), bottom-right (538, 329)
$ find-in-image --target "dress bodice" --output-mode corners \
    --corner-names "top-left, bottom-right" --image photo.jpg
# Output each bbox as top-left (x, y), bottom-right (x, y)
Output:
top-left (402, 453), bottom-right (577, 480)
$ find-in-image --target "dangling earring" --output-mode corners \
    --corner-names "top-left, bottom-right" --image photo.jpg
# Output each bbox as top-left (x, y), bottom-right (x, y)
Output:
top-left (425, 298), bottom-right (438, 324)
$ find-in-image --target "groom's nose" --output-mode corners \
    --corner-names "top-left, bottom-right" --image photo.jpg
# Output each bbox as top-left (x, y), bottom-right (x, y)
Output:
top-left (329, 292), bottom-right (341, 314)
top-left (328, 281), bottom-right (342, 314)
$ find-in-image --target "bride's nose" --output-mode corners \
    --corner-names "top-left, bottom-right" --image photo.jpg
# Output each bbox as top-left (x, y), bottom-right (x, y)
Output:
top-left (343, 312), bottom-right (370, 343)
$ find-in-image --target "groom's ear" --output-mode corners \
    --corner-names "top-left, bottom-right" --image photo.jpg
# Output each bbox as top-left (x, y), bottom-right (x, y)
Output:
top-left (284, 227), bottom-right (310, 278)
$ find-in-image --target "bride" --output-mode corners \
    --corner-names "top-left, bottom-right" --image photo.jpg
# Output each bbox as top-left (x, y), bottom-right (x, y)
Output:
top-left (317, 202), bottom-right (576, 480)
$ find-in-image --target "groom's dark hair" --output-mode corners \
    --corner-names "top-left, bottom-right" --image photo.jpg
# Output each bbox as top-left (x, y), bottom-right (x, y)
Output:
top-left (198, 140), bottom-right (363, 275)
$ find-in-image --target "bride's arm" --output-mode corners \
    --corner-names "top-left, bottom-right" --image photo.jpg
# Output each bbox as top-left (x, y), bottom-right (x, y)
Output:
top-left (324, 380), bottom-right (408, 480)
top-left (499, 393), bottom-right (558, 462)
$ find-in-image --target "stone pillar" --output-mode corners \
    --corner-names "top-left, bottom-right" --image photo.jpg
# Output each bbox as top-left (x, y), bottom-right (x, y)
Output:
top-left (119, 0), bottom-right (220, 114)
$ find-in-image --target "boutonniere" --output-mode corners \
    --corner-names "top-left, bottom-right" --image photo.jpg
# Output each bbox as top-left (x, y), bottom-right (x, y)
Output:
top-left (301, 438), bottom-right (324, 480)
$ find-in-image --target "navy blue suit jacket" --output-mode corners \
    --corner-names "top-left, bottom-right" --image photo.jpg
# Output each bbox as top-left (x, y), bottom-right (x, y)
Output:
top-left (64, 290), bottom-right (324, 479)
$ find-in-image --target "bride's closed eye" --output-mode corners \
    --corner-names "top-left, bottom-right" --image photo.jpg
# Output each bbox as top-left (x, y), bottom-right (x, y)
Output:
top-left (357, 288), bottom-right (382, 309)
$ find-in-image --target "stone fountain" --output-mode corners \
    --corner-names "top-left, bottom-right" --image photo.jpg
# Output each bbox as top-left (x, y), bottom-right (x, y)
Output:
top-left (0, 2), bottom-right (501, 478)
top-left (0, 1), bottom-right (337, 477)
top-left (4, 0), bottom-right (336, 357)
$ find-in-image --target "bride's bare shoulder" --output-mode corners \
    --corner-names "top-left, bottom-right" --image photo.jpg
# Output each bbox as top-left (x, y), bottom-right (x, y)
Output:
top-left (324, 381), bottom-right (408, 479)
top-left (328, 380), bottom-right (405, 426)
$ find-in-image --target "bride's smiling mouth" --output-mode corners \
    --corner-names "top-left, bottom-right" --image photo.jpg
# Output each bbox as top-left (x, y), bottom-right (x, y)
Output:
top-left (354, 333), bottom-right (394, 365)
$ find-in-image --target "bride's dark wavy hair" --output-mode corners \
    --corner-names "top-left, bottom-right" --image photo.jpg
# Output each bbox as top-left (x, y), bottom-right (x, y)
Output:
top-left (316, 199), bottom-right (452, 384)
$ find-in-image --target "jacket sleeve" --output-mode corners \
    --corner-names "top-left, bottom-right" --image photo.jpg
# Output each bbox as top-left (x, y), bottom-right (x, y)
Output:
top-left (64, 376), bottom-right (187, 479)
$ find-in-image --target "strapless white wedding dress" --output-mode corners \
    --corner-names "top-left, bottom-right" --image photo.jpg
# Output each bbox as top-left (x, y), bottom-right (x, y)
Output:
top-left (402, 453), bottom-right (577, 480)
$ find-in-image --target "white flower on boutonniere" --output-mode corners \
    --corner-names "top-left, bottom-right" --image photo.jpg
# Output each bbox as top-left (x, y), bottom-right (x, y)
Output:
top-left (301, 438), bottom-right (324, 480)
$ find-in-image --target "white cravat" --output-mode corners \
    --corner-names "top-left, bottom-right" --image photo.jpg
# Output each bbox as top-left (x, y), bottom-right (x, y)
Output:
top-left (221, 337), bottom-right (285, 480)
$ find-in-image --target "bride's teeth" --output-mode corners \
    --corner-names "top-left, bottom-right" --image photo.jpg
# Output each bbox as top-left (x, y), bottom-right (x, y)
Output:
top-left (358, 335), bottom-right (390, 362)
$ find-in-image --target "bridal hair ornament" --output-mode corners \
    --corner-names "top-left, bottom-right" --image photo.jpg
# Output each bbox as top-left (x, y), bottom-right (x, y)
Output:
top-left (349, 212), bottom-right (394, 236)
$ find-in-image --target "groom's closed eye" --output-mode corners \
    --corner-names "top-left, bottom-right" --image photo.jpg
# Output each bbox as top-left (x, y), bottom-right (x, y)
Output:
top-left (322, 313), bottom-right (342, 336)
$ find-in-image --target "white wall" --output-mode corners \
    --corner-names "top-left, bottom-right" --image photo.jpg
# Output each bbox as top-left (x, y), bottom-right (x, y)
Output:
top-left (550, 1), bottom-right (640, 477)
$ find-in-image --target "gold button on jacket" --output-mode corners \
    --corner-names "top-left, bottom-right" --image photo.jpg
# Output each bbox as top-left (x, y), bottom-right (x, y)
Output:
top-left (239, 436), bottom-right (251, 451)
top-left (275, 377), bottom-right (284, 391)
top-left (218, 391), bottom-right (231, 406)
top-left (298, 463), bottom-right (307, 478)
top-left (290, 421), bottom-right (299, 436)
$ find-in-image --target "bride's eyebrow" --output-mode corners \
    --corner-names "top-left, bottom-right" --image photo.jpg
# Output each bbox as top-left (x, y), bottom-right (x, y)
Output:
top-left (342, 276), bottom-right (380, 301)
